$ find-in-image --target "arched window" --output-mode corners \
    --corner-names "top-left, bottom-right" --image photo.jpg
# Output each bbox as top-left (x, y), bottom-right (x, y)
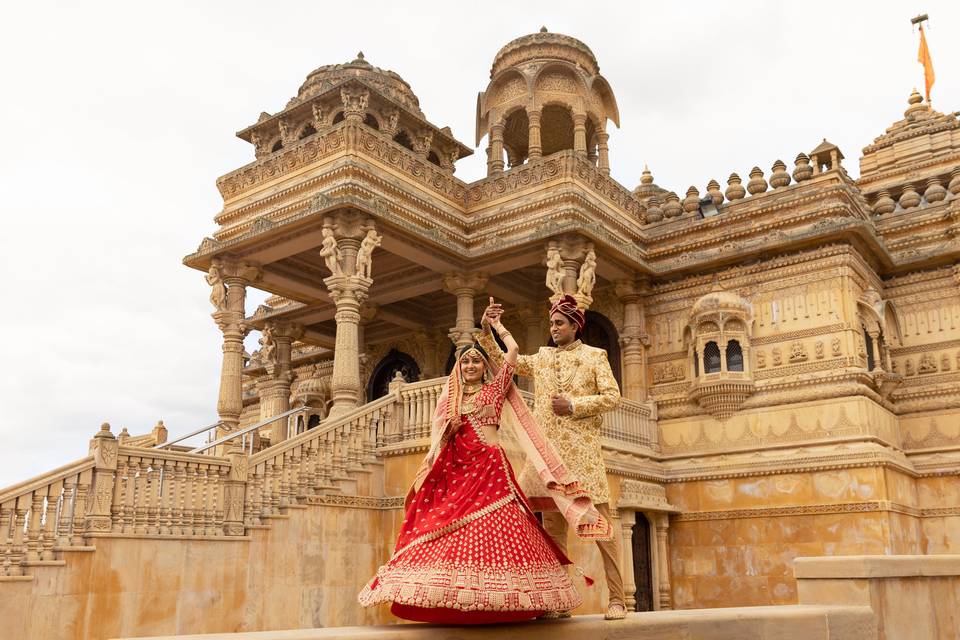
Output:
top-left (427, 150), bottom-right (441, 167)
top-left (540, 104), bottom-right (575, 155)
top-left (726, 340), bottom-right (744, 372)
top-left (703, 341), bottom-right (721, 374)
top-left (864, 329), bottom-right (875, 370)
top-left (693, 350), bottom-right (700, 377)
top-left (331, 111), bottom-right (345, 125)
top-left (363, 113), bottom-right (380, 130)
top-left (299, 123), bottom-right (316, 139)
top-left (366, 350), bottom-right (420, 401)
top-left (271, 140), bottom-right (283, 153)
top-left (393, 130), bottom-right (414, 151)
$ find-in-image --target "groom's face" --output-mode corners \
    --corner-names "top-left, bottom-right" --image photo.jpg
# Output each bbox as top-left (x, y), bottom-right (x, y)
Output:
top-left (550, 312), bottom-right (577, 346)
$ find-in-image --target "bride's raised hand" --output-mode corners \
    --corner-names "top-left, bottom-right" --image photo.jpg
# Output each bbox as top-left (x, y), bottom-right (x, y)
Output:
top-left (481, 296), bottom-right (502, 329)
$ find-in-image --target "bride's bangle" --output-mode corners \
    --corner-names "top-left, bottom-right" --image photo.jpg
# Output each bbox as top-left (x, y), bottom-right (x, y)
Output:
top-left (496, 327), bottom-right (512, 339)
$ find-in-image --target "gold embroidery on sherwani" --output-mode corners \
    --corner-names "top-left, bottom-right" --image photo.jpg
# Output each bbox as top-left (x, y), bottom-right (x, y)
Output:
top-left (478, 332), bottom-right (620, 504)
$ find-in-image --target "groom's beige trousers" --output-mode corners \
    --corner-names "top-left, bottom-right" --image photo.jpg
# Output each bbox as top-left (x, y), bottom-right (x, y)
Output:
top-left (542, 503), bottom-right (626, 606)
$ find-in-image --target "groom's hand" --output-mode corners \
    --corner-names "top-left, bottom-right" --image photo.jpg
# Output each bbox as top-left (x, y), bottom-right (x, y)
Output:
top-left (551, 395), bottom-right (574, 416)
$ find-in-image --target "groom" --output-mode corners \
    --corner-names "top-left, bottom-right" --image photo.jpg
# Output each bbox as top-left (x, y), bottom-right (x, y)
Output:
top-left (480, 295), bottom-right (626, 620)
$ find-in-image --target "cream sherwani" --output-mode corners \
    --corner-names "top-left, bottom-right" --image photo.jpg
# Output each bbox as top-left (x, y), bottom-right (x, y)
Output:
top-left (478, 333), bottom-right (620, 504)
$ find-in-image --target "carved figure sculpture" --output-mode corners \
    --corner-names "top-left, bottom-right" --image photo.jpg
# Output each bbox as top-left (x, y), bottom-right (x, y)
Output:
top-left (831, 337), bottom-right (841, 357)
top-left (545, 247), bottom-right (564, 296)
top-left (905, 359), bottom-right (915, 376)
top-left (772, 348), bottom-right (782, 367)
top-left (319, 228), bottom-right (343, 276)
top-left (918, 353), bottom-right (937, 374)
top-left (356, 229), bottom-right (382, 279)
top-left (261, 328), bottom-right (277, 366)
top-left (205, 265), bottom-right (227, 311)
top-left (577, 250), bottom-right (597, 298)
top-left (756, 350), bottom-right (766, 368)
top-left (789, 341), bottom-right (808, 363)
top-left (815, 341), bottom-right (824, 359)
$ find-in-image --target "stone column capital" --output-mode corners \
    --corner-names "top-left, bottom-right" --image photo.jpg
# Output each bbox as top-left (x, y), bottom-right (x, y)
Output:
top-left (264, 320), bottom-right (305, 341)
top-left (526, 108), bottom-right (542, 122)
top-left (442, 271), bottom-right (489, 295)
top-left (614, 278), bottom-right (652, 302)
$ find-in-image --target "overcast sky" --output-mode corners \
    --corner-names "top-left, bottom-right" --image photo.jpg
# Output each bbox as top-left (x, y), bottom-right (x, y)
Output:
top-left (1, 1), bottom-right (957, 488)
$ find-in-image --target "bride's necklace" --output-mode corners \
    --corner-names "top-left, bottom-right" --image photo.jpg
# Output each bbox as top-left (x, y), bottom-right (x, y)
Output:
top-left (460, 383), bottom-right (483, 413)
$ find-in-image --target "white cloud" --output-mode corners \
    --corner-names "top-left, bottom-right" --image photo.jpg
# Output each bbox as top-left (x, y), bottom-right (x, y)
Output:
top-left (1, 0), bottom-right (957, 487)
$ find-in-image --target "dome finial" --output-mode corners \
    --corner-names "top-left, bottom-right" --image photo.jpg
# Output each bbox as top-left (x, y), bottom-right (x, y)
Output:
top-left (357, 51), bottom-right (365, 60)
top-left (540, 26), bottom-right (548, 32)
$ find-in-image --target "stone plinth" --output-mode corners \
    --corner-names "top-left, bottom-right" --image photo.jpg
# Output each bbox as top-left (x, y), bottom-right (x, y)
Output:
top-left (796, 555), bottom-right (960, 640)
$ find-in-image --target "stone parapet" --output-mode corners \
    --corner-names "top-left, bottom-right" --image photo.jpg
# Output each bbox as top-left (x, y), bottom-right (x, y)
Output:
top-left (796, 554), bottom-right (960, 640)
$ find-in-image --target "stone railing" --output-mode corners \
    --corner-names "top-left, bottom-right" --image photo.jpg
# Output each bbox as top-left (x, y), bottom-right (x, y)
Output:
top-left (0, 456), bottom-right (96, 576)
top-left (601, 397), bottom-right (660, 452)
top-left (394, 378), bottom-right (444, 442)
top-left (107, 448), bottom-right (234, 537)
top-left (244, 393), bottom-right (397, 526)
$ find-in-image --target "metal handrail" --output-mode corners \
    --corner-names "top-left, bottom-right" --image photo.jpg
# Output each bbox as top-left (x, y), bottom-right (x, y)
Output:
top-left (190, 406), bottom-right (312, 454)
top-left (156, 419), bottom-right (224, 449)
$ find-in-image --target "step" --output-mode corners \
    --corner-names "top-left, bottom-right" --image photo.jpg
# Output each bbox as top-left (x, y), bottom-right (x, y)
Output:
top-left (115, 606), bottom-right (878, 640)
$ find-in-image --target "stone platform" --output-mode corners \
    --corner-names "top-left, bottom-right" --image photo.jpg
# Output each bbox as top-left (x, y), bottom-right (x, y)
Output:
top-left (119, 606), bottom-right (877, 640)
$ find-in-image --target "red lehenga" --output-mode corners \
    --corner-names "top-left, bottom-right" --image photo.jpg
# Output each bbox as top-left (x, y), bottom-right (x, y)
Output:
top-left (359, 358), bottom-right (611, 624)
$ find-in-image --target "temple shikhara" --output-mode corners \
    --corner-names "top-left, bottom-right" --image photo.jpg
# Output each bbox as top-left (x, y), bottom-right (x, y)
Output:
top-left (3, 28), bottom-right (960, 640)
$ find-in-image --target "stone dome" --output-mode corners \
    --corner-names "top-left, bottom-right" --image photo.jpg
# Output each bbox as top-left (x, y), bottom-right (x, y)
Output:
top-left (690, 286), bottom-right (752, 318)
top-left (294, 52), bottom-right (422, 116)
top-left (491, 27), bottom-right (599, 78)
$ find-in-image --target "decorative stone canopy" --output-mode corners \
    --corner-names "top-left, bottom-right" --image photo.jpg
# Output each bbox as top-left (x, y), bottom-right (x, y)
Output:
top-left (295, 52), bottom-right (423, 117)
top-left (491, 27), bottom-right (600, 78)
top-left (689, 284), bottom-right (752, 319)
top-left (476, 28), bottom-right (620, 171)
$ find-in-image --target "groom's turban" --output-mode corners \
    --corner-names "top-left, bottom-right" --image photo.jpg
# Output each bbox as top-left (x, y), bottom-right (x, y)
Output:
top-left (550, 295), bottom-right (586, 331)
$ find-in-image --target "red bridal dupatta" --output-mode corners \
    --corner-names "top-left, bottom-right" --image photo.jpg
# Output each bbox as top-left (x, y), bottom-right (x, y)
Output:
top-left (407, 364), bottom-right (613, 543)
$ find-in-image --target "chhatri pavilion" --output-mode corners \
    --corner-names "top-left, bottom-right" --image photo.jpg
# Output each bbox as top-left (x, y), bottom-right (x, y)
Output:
top-left (2, 28), bottom-right (960, 640)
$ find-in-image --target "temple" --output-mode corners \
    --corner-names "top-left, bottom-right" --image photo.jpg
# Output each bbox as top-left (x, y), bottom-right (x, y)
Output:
top-left (2, 29), bottom-right (960, 640)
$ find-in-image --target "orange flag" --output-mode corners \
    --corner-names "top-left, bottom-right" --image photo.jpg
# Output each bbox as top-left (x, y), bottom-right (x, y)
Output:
top-left (918, 25), bottom-right (935, 102)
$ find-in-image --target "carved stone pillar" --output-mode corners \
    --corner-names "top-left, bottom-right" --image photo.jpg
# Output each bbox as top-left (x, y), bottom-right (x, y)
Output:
top-left (340, 86), bottom-right (369, 122)
top-left (867, 329), bottom-right (881, 371)
top-left (444, 272), bottom-right (489, 349)
top-left (655, 513), bottom-right (672, 609)
top-left (597, 131), bottom-right (611, 175)
top-left (211, 259), bottom-right (262, 438)
top-left (257, 321), bottom-right (304, 442)
top-left (573, 114), bottom-right (588, 158)
top-left (322, 213), bottom-right (378, 418)
top-left (616, 280), bottom-right (650, 401)
top-left (326, 278), bottom-right (370, 417)
top-left (619, 509), bottom-right (637, 611)
top-left (489, 122), bottom-right (505, 175)
top-left (527, 109), bottom-right (542, 161)
top-left (85, 423), bottom-right (119, 533)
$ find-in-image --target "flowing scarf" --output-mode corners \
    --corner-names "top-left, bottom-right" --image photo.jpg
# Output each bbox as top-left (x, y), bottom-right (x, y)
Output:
top-left (407, 357), bottom-right (612, 541)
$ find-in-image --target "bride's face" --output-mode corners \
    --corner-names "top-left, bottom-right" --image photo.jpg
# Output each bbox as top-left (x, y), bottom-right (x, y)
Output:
top-left (460, 352), bottom-right (486, 383)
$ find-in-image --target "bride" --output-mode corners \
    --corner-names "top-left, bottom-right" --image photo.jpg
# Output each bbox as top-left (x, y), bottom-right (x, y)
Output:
top-left (359, 300), bottom-right (611, 623)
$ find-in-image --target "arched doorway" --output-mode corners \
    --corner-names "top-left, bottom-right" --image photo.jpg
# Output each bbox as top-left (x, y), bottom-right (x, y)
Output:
top-left (583, 310), bottom-right (622, 388)
top-left (632, 512), bottom-right (654, 611)
top-left (367, 349), bottom-right (421, 401)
